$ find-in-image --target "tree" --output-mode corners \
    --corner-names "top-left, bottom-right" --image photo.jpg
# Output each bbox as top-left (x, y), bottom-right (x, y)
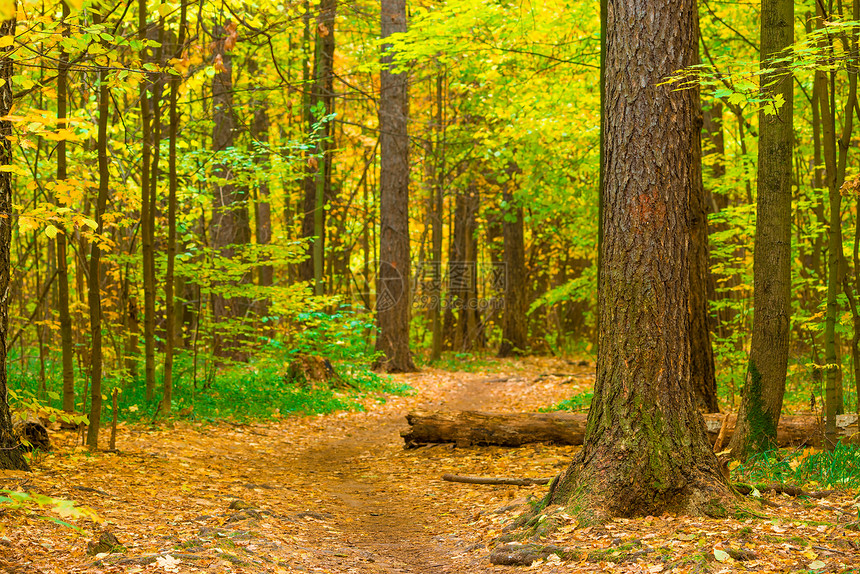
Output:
top-left (498, 184), bottom-right (527, 358)
top-left (86, 9), bottom-right (112, 450)
top-left (727, 0), bottom-right (793, 459)
top-left (544, 0), bottom-right (735, 520)
top-left (0, 13), bottom-right (27, 471)
top-left (688, 12), bottom-right (719, 414)
top-left (299, 0), bottom-right (336, 294)
top-left (374, 0), bottom-right (416, 373)
top-left (210, 21), bottom-right (252, 361)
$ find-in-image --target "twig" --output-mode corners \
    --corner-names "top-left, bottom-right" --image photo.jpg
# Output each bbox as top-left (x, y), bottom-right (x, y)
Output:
top-left (442, 474), bottom-right (552, 486)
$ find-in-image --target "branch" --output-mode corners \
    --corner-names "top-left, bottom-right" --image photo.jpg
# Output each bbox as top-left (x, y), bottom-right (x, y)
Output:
top-left (442, 474), bottom-right (552, 486)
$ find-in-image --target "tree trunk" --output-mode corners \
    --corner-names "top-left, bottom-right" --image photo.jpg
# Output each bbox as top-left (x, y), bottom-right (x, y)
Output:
top-left (728, 0), bottom-right (794, 460)
top-left (689, 15), bottom-right (719, 414)
top-left (498, 186), bottom-right (527, 357)
top-left (430, 71), bottom-right (445, 361)
top-left (56, 0), bottom-right (75, 414)
top-left (210, 21), bottom-right (252, 361)
top-left (164, 0), bottom-right (187, 414)
top-left (139, 5), bottom-right (156, 400)
top-left (299, 0), bottom-right (336, 293)
top-left (547, 0), bottom-right (735, 522)
top-left (374, 0), bottom-right (415, 373)
top-left (0, 13), bottom-right (27, 471)
top-left (86, 37), bottom-right (111, 451)
top-left (401, 410), bottom-right (859, 449)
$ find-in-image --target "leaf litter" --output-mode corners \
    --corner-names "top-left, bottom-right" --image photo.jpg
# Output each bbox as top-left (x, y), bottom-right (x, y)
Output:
top-left (0, 356), bottom-right (857, 573)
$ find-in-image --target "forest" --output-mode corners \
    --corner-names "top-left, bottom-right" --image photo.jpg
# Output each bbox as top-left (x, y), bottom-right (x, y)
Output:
top-left (1, 0), bottom-right (860, 571)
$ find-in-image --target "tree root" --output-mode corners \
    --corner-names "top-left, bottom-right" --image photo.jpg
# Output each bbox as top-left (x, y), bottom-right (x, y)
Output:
top-left (733, 482), bottom-right (836, 499)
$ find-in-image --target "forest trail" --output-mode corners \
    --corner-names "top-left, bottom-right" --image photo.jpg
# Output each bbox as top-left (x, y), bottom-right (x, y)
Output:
top-left (0, 358), bottom-right (584, 573)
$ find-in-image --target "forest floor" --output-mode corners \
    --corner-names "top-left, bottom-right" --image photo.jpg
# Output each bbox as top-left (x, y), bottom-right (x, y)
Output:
top-left (2, 357), bottom-right (860, 573)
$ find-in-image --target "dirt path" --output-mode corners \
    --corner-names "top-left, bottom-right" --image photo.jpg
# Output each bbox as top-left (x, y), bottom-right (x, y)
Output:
top-left (270, 376), bottom-right (516, 574)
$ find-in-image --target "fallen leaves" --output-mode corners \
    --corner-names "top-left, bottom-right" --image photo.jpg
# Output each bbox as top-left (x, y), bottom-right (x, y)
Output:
top-left (1, 356), bottom-right (859, 573)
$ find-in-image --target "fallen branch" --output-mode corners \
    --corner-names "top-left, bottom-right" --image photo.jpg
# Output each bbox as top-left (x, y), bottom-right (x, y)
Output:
top-left (402, 410), bottom-right (860, 448)
top-left (442, 474), bottom-right (553, 486)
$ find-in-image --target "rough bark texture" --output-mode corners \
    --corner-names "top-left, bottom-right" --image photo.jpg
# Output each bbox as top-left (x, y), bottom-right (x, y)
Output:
top-left (498, 187), bottom-right (527, 357)
top-left (0, 14), bottom-right (27, 470)
top-left (546, 0), bottom-right (735, 521)
top-left (728, 0), bottom-right (794, 459)
top-left (401, 410), bottom-right (858, 449)
top-left (374, 0), bottom-right (416, 373)
top-left (210, 23), bottom-right (252, 360)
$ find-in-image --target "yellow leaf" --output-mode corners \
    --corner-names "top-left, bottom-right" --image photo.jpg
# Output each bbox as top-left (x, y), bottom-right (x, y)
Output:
top-left (713, 548), bottom-right (732, 563)
top-left (0, 35), bottom-right (12, 48)
top-left (44, 224), bottom-right (57, 239)
top-left (803, 550), bottom-right (818, 560)
top-left (65, 0), bottom-right (84, 10)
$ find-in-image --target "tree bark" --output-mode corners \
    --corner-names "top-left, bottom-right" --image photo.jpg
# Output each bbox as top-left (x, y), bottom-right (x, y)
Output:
top-left (401, 410), bottom-right (857, 449)
top-left (139, 4), bottom-right (156, 400)
top-left (56, 0), bottom-right (75, 414)
top-left (87, 28), bottom-right (111, 451)
top-left (0, 13), bottom-right (27, 471)
top-left (728, 0), bottom-right (794, 460)
top-left (498, 185), bottom-right (527, 357)
top-left (689, 15), bottom-right (718, 413)
top-left (210, 21), bottom-right (252, 361)
top-left (164, 0), bottom-right (187, 414)
top-left (299, 0), bottom-right (336, 293)
top-left (374, 0), bottom-right (416, 373)
top-left (546, 0), bottom-right (735, 522)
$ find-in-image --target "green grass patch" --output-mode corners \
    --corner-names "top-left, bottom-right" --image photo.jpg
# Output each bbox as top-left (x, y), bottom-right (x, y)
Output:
top-left (731, 444), bottom-right (860, 491)
top-left (539, 391), bottom-right (593, 413)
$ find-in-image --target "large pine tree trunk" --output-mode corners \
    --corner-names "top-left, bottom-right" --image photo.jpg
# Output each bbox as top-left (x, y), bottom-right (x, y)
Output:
top-left (374, 0), bottom-right (415, 373)
top-left (547, 0), bottom-right (735, 521)
top-left (0, 13), bottom-right (28, 470)
top-left (728, 0), bottom-right (794, 459)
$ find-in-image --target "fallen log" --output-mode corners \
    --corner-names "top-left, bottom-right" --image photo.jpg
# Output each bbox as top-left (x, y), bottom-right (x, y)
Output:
top-left (401, 410), bottom-right (860, 449)
top-left (442, 474), bottom-right (552, 486)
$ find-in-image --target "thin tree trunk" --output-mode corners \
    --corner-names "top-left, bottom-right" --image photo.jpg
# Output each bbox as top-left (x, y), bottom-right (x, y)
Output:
top-left (139, 4), bottom-right (156, 400)
top-left (374, 0), bottom-right (415, 373)
top-left (164, 0), bottom-right (187, 414)
top-left (87, 33), bottom-right (112, 451)
top-left (689, 13), bottom-right (718, 413)
top-left (56, 0), bottom-right (75, 413)
top-left (430, 71), bottom-right (445, 360)
top-left (729, 0), bottom-right (794, 459)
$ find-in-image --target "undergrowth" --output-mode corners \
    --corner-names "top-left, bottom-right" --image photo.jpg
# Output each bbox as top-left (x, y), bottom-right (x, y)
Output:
top-left (730, 444), bottom-right (860, 491)
top-left (7, 308), bottom-right (413, 425)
